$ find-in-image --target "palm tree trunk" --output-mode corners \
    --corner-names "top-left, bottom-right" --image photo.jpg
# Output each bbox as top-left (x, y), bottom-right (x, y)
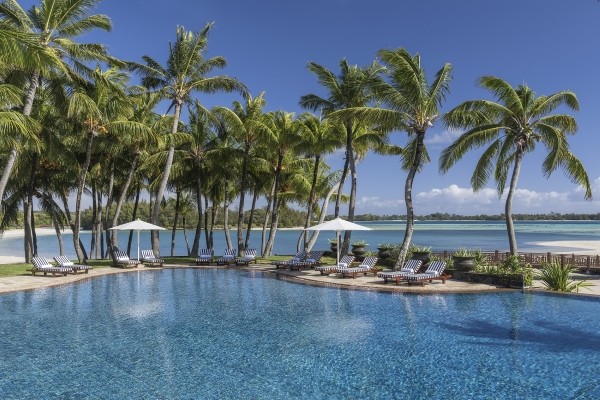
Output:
top-left (127, 184), bottom-right (141, 255)
top-left (24, 153), bottom-right (38, 260)
top-left (506, 148), bottom-right (524, 255)
top-left (73, 131), bottom-right (95, 263)
top-left (302, 156), bottom-right (320, 251)
top-left (151, 101), bottom-right (182, 255)
top-left (261, 179), bottom-right (276, 255)
top-left (96, 190), bottom-right (103, 259)
top-left (191, 167), bottom-right (203, 255)
top-left (171, 190), bottom-right (181, 257)
top-left (265, 156), bottom-right (283, 256)
top-left (111, 153), bottom-right (139, 247)
top-left (48, 193), bottom-right (65, 256)
top-left (397, 131), bottom-right (426, 269)
top-left (23, 195), bottom-right (34, 261)
top-left (0, 71), bottom-right (39, 205)
top-left (90, 184), bottom-right (97, 258)
top-left (264, 199), bottom-right (282, 256)
top-left (244, 190), bottom-right (259, 249)
top-left (103, 161), bottom-right (115, 257)
top-left (237, 144), bottom-right (250, 254)
top-left (334, 155), bottom-right (349, 218)
top-left (209, 204), bottom-right (216, 249)
top-left (204, 196), bottom-right (211, 248)
top-left (307, 181), bottom-right (340, 251)
top-left (342, 146), bottom-right (357, 254)
top-left (223, 198), bottom-right (232, 249)
top-left (182, 215), bottom-right (190, 255)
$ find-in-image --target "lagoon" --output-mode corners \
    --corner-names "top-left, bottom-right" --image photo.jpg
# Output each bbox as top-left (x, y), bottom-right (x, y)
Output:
top-left (0, 220), bottom-right (598, 259)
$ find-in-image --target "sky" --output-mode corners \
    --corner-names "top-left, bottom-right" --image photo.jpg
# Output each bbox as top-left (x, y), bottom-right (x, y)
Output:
top-left (19, 0), bottom-right (600, 216)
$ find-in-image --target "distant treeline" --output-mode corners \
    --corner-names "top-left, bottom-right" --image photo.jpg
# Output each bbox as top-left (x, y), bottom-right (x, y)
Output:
top-left (353, 212), bottom-right (600, 221)
top-left (11, 209), bottom-right (599, 232)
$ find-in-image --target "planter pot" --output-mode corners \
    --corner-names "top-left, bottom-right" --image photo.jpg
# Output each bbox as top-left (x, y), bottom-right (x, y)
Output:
top-left (377, 247), bottom-right (393, 260)
top-left (351, 245), bottom-right (367, 261)
top-left (453, 256), bottom-right (476, 271)
top-left (411, 251), bottom-right (431, 268)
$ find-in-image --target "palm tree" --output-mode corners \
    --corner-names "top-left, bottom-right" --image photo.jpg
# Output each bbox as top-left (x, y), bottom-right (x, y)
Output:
top-left (262, 111), bottom-right (307, 256)
top-left (440, 76), bottom-right (592, 255)
top-left (300, 59), bottom-right (383, 254)
top-left (333, 49), bottom-right (452, 268)
top-left (0, 0), bottom-right (115, 205)
top-left (212, 92), bottom-right (273, 255)
top-left (130, 23), bottom-right (247, 255)
top-left (67, 67), bottom-right (145, 262)
top-left (296, 114), bottom-right (342, 250)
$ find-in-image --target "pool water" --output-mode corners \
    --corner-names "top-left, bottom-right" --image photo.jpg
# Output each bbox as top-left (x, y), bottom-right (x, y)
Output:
top-left (1, 269), bottom-right (599, 399)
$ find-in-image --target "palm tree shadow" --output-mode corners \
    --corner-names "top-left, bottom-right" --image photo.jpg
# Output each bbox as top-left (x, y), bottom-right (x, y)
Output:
top-left (441, 318), bottom-right (600, 352)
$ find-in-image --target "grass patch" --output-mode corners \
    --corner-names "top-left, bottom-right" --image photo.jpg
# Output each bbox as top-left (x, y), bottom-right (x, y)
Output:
top-left (0, 253), bottom-right (334, 278)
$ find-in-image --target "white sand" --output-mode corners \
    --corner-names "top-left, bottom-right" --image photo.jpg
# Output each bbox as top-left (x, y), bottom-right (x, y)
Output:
top-left (530, 240), bottom-right (600, 255)
top-left (0, 228), bottom-right (61, 264)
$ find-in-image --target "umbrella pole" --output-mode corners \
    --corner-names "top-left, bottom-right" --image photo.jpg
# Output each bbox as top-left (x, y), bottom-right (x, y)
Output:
top-left (336, 230), bottom-right (340, 266)
top-left (137, 230), bottom-right (140, 261)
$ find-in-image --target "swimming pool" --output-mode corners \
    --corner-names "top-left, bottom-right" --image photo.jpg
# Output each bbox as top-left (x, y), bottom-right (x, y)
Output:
top-left (1, 269), bottom-right (599, 399)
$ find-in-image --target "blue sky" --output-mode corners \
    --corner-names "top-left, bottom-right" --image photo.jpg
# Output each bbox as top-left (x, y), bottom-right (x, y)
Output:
top-left (22, 0), bottom-right (600, 215)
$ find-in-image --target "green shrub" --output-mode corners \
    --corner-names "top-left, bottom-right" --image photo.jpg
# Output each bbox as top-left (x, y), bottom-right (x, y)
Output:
top-left (538, 261), bottom-right (591, 293)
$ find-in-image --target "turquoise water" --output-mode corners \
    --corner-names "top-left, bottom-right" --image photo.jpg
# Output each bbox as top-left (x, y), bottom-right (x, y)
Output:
top-left (0, 220), bottom-right (598, 259)
top-left (1, 269), bottom-right (599, 399)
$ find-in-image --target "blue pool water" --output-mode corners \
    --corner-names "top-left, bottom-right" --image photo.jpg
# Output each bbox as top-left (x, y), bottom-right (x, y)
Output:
top-left (1, 269), bottom-right (600, 399)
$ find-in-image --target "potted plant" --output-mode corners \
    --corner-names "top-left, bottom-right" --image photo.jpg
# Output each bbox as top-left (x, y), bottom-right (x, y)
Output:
top-left (377, 243), bottom-right (395, 260)
top-left (409, 244), bottom-right (431, 266)
top-left (451, 248), bottom-right (480, 272)
top-left (351, 240), bottom-right (368, 261)
top-left (328, 238), bottom-right (338, 254)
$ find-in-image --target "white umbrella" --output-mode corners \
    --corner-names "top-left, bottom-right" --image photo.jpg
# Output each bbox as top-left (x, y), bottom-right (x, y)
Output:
top-left (304, 217), bottom-right (372, 266)
top-left (109, 218), bottom-right (166, 261)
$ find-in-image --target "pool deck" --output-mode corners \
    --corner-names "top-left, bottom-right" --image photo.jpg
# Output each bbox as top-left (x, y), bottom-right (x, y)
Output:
top-left (2, 262), bottom-right (600, 297)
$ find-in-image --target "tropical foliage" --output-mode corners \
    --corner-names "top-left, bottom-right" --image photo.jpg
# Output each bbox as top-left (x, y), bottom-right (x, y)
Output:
top-left (441, 77), bottom-right (592, 255)
top-left (0, 1), bottom-right (592, 264)
top-left (537, 261), bottom-right (590, 292)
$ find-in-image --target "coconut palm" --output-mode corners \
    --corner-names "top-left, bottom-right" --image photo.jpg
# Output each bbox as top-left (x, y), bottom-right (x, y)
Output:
top-left (440, 76), bottom-right (592, 255)
top-left (296, 114), bottom-right (342, 250)
top-left (130, 23), bottom-right (247, 254)
top-left (67, 67), bottom-right (148, 262)
top-left (262, 111), bottom-right (308, 256)
top-left (333, 49), bottom-right (452, 268)
top-left (212, 92), bottom-right (273, 255)
top-left (0, 0), bottom-right (115, 205)
top-left (300, 59), bottom-right (383, 254)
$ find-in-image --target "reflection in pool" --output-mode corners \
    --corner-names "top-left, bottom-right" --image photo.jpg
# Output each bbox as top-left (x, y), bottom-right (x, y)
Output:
top-left (1, 269), bottom-right (599, 399)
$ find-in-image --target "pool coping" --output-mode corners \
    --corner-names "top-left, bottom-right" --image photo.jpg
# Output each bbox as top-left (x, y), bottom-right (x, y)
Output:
top-left (3, 262), bottom-right (597, 299)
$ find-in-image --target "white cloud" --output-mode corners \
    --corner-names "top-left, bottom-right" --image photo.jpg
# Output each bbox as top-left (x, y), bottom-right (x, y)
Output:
top-left (356, 181), bottom-right (600, 215)
top-left (425, 129), bottom-right (463, 145)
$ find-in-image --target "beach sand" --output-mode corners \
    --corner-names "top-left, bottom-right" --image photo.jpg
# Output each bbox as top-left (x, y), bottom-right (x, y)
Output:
top-left (0, 228), bottom-right (61, 264)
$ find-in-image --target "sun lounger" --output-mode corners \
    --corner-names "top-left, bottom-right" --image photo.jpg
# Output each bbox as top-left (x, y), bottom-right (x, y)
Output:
top-left (195, 248), bottom-right (213, 265)
top-left (289, 251), bottom-right (325, 270)
top-left (111, 247), bottom-right (139, 268)
top-left (53, 255), bottom-right (92, 274)
top-left (140, 250), bottom-right (164, 267)
top-left (339, 256), bottom-right (379, 278)
top-left (314, 255), bottom-right (355, 276)
top-left (377, 259), bottom-right (422, 284)
top-left (215, 248), bottom-right (236, 265)
top-left (272, 251), bottom-right (308, 270)
top-left (406, 261), bottom-right (450, 286)
top-left (28, 256), bottom-right (72, 276)
top-left (235, 249), bottom-right (258, 266)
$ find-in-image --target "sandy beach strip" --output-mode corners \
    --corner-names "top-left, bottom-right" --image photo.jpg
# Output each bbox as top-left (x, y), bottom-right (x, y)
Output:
top-left (529, 240), bottom-right (600, 255)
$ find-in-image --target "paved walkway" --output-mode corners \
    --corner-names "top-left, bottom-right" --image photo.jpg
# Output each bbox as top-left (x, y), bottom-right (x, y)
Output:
top-left (2, 263), bottom-right (600, 297)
